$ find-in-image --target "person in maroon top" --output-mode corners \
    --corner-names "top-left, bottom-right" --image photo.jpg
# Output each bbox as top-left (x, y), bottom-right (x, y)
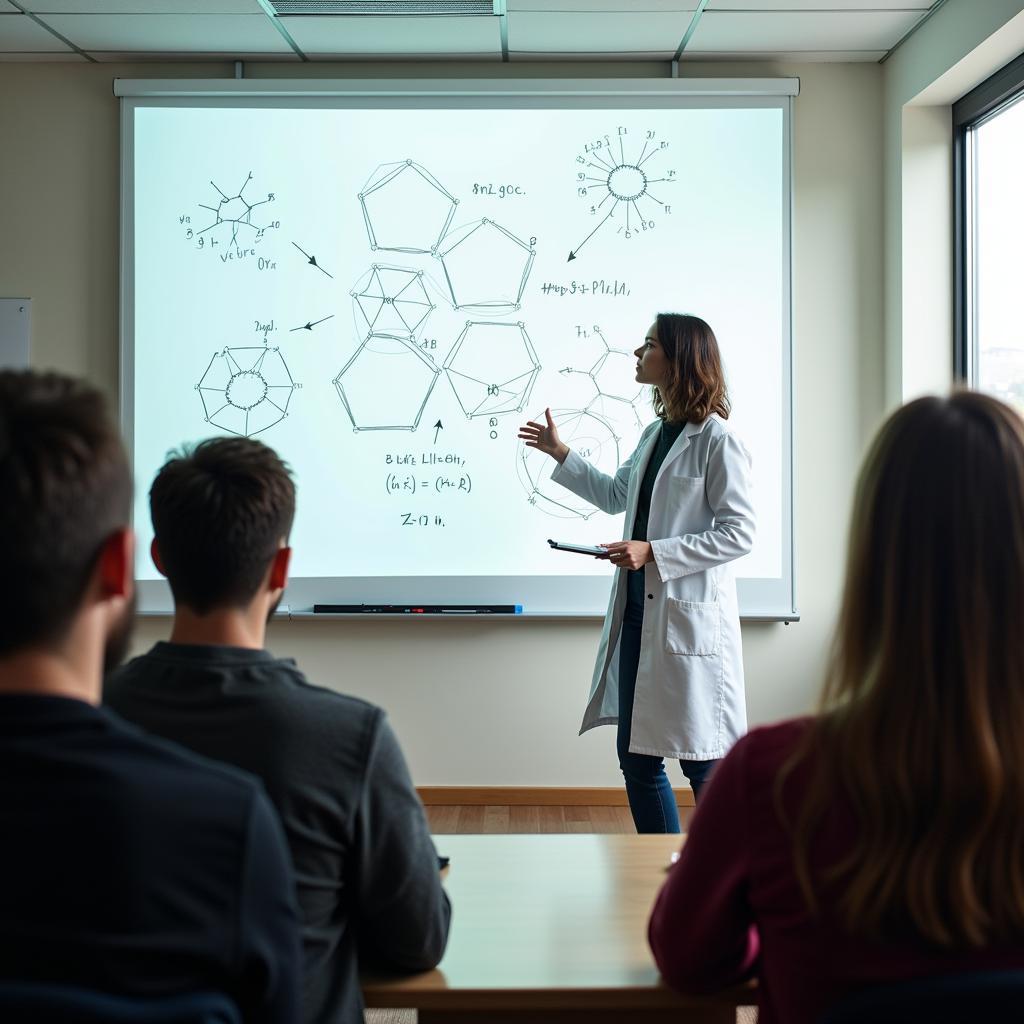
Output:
top-left (649, 391), bottom-right (1024, 1024)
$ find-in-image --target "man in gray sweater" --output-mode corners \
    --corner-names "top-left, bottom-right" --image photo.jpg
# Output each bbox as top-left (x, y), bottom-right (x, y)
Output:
top-left (106, 436), bottom-right (450, 1024)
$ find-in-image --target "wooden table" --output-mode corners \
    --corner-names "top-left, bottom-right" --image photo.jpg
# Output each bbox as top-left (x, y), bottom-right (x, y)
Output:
top-left (362, 833), bottom-right (755, 1024)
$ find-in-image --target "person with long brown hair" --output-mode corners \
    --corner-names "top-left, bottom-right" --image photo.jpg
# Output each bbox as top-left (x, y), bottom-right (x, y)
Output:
top-left (519, 314), bottom-right (755, 832)
top-left (649, 391), bottom-right (1024, 1023)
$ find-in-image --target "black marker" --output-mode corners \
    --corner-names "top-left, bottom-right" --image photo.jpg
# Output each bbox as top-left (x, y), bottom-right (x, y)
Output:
top-left (312, 604), bottom-right (523, 615)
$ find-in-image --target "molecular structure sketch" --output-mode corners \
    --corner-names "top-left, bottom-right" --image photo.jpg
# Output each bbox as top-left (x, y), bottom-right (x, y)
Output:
top-left (359, 160), bottom-right (458, 254)
top-left (196, 345), bottom-right (299, 438)
top-left (444, 321), bottom-right (541, 420)
top-left (196, 172), bottom-right (278, 248)
top-left (334, 333), bottom-right (441, 432)
top-left (517, 408), bottom-right (622, 520)
top-left (571, 129), bottom-right (675, 257)
top-left (560, 325), bottom-right (646, 433)
top-left (517, 326), bottom-right (649, 518)
top-left (436, 219), bottom-right (535, 313)
top-left (350, 264), bottom-right (438, 339)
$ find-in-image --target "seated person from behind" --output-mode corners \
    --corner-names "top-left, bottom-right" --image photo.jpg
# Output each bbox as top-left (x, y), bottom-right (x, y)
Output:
top-left (106, 436), bottom-right (451, 1024)
top-left (0, 370), bottom-right (300, 1023)
top-left (649, 392), bottom-right (1024, 1024)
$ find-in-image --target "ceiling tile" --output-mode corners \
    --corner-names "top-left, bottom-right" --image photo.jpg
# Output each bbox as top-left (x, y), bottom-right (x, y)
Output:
top-left (688, 9), bottom-right (925, 51)
top-left (0, 11), bottom-right (73, 49)
top-left (24, 1), bottom-right (262, 11)
top-left (510, 1), bottom-right (696, 10)
top-left (706, 0), bottom-right (931, 9)
top-left (509, 11), bottom-right (693, 51)
top-left (283, 14), bottom-right (501, 55)
top-left (34, 13), bottom-right (292, 50)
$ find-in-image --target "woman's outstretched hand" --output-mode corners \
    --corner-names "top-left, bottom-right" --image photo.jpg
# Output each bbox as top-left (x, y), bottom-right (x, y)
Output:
top-left (602, 541), bottom-right (654, 570)
top-left (518, 408), bottom-right (570, 464)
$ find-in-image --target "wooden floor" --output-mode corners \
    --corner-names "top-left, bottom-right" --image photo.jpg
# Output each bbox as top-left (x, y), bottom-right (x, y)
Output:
top-left (426, 803), bottom-right (695, 834)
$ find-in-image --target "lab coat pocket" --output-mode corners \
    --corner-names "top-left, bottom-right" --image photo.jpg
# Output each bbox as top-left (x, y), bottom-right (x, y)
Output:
top-left (665, 598), bottom-right (721, 657)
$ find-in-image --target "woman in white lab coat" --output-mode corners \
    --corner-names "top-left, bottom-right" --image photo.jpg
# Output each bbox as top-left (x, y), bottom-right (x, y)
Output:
top-left (519, 314), bottom-right (755, 833)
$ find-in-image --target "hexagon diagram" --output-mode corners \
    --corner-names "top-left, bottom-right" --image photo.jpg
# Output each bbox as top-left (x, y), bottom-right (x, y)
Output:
top-left (196, 346), bottom-right (299, 438)
top-left (351, 264), bottom-right (436, 339)
top-left (359, 161), bottom-right (458, 254)
top-left (334, 334), bottom-right (440, 431)
top-left (436, 219), bottom-right (535, 313)
top-left (517, 409), bottom-right (621, 519)
top-left (197, 172), bottom-right (277, 248)
top-left (444, 321), bottom-right (541, 419)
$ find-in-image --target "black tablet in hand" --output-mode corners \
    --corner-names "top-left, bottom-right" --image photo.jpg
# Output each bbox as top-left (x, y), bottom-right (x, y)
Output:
top-left (547, 539), bottom-right (609, 557)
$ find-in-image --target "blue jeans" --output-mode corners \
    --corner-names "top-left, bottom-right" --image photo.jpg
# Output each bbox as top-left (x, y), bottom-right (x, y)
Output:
top-left (617, 571), bottom-right (718, 834)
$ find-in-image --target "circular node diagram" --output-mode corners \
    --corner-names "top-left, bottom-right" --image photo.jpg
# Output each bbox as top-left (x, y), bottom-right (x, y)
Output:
top-left (225, 370), bottom-right (268, 410)
top-left (196, 346), bottom-right (298, 438)
top-left (517, 409), bottom-right (621, 519)
top-left (607, 165), bottom-right (648, 202)
top-left (574, 131), bottom-right (676, 247)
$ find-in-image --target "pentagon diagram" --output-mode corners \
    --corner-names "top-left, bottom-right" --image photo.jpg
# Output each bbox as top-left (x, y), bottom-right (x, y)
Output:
top-left (359, 160), bottom-right (458, 254)
top-left (444, 321), bottom-right (541, 419)
top-left (436, 219), bottom-right (536, 313)
top-left (334, 333), bottom-right (441, 431)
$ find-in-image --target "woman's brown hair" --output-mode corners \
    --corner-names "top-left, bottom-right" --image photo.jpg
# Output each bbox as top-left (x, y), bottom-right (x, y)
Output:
top-left (652, 313), bottom-right (730, 423)
top-left (778, 391), bottom-right (1024, 947)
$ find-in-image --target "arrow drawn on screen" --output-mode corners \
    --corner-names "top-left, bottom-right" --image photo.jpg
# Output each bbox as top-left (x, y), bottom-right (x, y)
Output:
top-left (290, 315), bottom-right (335, 333)
top-left (567, 208), bottom-right (614, 262)
top-left (291, 242), bottom-right (333, 278)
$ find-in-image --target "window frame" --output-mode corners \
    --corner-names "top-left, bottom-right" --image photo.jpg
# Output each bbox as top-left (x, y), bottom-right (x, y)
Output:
top-left (953, 50), bottom-right (1024, 383)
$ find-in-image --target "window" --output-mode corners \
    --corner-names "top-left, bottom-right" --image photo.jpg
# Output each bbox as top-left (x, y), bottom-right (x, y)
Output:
top-left (955, 53), bottom-right (1024, 407)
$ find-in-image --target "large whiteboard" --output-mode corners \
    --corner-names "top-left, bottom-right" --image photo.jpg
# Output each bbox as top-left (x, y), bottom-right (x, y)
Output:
top-left (119, 79), bottom-right (796, 619)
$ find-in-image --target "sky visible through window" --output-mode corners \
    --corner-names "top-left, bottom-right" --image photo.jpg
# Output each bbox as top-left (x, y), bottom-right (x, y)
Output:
top-left (975, 93), bottom-right (1024, 411)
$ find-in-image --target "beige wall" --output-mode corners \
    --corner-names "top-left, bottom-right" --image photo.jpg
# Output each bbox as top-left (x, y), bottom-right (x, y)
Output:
top-left (0, 58), bottom-right (884, 786)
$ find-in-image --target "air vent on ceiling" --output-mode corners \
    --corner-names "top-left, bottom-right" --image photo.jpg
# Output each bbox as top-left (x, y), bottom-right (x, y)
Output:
top-left (270, 1), bottom-right (497, 14)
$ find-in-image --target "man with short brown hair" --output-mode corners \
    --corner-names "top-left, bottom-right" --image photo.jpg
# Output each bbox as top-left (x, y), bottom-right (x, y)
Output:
top-left (0, 370), bottom-right (301, 1023)
top-left (107, 436), bottom-right (450, 1024)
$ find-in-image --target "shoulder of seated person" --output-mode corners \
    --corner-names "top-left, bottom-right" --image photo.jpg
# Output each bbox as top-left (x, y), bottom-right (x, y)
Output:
top-left (732, 717), bottom-right (814, 767)
top-left (270, 667), bottom-right (382, 718)
top-left (103, 707), bottom-right (268, 795)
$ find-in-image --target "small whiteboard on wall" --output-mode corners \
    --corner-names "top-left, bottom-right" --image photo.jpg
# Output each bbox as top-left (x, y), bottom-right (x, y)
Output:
top-left (117, 78), bottom-right (797, 620)
top-left (0, 299), bottom-right (30, 369)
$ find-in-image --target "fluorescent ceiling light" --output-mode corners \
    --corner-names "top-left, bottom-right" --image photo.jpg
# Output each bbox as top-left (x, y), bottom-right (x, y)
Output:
top-left (270, 1), bottom-right (498, 14)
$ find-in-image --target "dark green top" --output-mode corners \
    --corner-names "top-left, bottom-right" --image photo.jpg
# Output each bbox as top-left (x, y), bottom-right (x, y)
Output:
top-left (631, 419), bottom-right (687, 542)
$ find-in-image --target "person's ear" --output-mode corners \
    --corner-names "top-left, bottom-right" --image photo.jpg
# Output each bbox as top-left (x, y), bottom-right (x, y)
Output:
top-left (150, 537), bottom-right (167, 578)
top-left (98, 529), bottom-right (134, 600)
top-left (268, 545), bottom-right (291, 592)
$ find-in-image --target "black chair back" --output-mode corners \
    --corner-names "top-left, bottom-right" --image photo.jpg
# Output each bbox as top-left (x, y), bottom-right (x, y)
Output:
top-left (820, 970), bottom-right (1024, 1024)
top-left (0, 983), bottom-right (241, 1024)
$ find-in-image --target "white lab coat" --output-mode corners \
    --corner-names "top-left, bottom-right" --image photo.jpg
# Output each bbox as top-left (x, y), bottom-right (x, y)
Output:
top-left (551, 414), bottom-right (755, 759)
